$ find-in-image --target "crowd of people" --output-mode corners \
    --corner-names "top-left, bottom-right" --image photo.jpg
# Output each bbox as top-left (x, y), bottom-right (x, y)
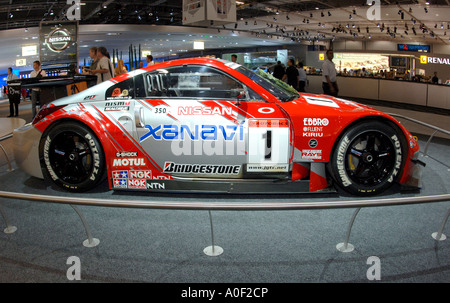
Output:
top-left (269, 50), bottom-right (339, 96)
top-left (3, 45), bottom-right (158, 118)
top-left (3, 48), bottom-right (446, 119)
top-left (271, 59), bottom-right (308, 93)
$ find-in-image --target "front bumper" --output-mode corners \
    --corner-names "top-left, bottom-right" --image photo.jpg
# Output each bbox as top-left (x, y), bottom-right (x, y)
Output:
top-left (400, 151), bottom-right (424, 190)
top-left (13, 123), bottom-right (44, 179)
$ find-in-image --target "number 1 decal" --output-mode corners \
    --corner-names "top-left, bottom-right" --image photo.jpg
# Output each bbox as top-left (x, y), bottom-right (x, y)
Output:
top-left (263, 130), bottom-right (272, 160)
top-left (248, 120), bottom-right (290, 172)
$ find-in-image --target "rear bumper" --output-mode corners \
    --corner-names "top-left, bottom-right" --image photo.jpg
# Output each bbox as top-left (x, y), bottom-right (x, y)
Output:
top-left (13, 123), bottom-right (43, 179)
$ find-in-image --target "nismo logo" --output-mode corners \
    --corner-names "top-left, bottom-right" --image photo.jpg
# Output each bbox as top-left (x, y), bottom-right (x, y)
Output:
top-left (140, 124), bottom-right (244, 142)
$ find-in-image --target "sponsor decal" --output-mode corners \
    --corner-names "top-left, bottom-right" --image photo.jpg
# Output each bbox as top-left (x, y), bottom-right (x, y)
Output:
top-left (129, 170), bottom-right (152, 179)
top-left (337, 136), bottom-right (352, 187)
top-left (105, 101), bottom-right (130, 111)
top-left (128, 179), bottom-right (147, 189)
top-left (44, 137), bottom-right (59, 181)
top-left (249, 120), bottom-right (288, 128)
top-left (112, 158), bottom-right (146, 167)
top-left (246, 164), bottom-right (289, 172)
top-left (302, 149), bottom-right (323, 160)
top-left (85, 134), bottom-right (101, 181)
top-left (303, 118), bottom-right (328, 137)
top-left (153, 175), bottom-right (171, 180)
top-left (387, 135), bottom-right (402, 183)
top-left (116, 152), bottom-right (138, 157)
top-left (303, 132), bottom-right (323, 138)
top-left (113, 170), bottom-right (152, 179)
top-left (112, 170), bottom-right (129, 179)
top-left (84, 95), bottom-right (97, 100)
top-left (113, 178), bottom-right (128, 189)
top-left (303, 118), bottom-right (329, 126)
top-left (140, 123), bottom-right (245, 142)
top-left (146, 181), bottom-right (166, 190)
top-left (308, 139), bottom-right (318, 148)
top-left (111, 88), bottom-right (122, 97)
top-left (163, 162), bottom-right (241, 175)
top-left (178, 106), bottom-right (235, 116)
top-left (257, 107), bottom-right (275, 114)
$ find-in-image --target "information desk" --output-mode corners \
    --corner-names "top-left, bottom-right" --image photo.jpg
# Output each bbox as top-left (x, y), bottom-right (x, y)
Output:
top-left (306, 75), bottom-right (450, 110)
top-left (9, 75), bottom-right (97, 106)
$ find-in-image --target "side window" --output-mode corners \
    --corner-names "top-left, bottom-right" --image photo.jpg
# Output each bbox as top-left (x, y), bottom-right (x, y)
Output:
top-left (105, 78), bottom-right (134, 100)
top-left (137, 65), bottom-right (264, 102)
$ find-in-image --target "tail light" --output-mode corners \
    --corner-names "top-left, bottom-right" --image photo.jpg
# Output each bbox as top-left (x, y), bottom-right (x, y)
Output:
top-left (32, 104), bottom-right (67, 124)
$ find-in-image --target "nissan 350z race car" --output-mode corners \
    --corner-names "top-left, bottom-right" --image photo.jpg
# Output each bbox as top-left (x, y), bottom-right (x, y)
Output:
top-left (13, 58), bottom-right (422, 196)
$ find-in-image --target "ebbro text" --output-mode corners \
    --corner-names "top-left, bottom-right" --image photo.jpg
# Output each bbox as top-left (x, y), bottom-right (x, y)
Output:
top-left (181, 287), bottom-right (268, 300)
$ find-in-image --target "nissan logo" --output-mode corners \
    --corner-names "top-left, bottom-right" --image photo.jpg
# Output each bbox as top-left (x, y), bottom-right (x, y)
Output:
top-left (46, 27), bottom-right (73, 52)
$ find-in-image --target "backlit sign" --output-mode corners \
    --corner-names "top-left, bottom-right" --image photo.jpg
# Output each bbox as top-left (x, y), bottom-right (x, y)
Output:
top-left (420, 55), bottom-right (450, 65)
top-left (22, 45), bottom-right (37, 56)
top-left (398, 44), bottom-right (430, 53)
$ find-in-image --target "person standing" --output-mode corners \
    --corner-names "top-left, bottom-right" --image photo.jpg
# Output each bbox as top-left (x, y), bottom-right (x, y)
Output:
top-left (231, 54), bottom-right (237, 63)
top-left (146, 55), bottom-right (155, 67)
top-left (297, 62), bottom-right (307, 93)
top-left (322, 50), bottom-right (338, 97)
top-left (29, 61), bottom-right (46, 118)
top-left (282, 58), bottom-right (299, 90)
top-left (90, 46), bottom-right (115, 84)
top-left (115, 59), bottom-right (128, 76)
top-left (272, 61), bottom-right (285, 80)
top-left (431, 72), bottom-right (439, 84)
top-left (6, 67), bottom-right (19, 117)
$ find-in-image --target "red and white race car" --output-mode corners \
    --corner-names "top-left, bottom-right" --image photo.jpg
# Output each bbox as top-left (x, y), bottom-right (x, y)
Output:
top-left (13, 58), bottom-right (423, 196)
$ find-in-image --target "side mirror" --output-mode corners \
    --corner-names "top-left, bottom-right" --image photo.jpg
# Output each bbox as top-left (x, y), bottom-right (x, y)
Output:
top-left (231, 89), bottom-right (244, 106)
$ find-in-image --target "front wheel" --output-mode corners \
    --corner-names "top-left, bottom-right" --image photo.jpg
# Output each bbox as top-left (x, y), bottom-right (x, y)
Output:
top-left (39, 122), bottom-right (106, 192)
top-left (330, 121), bottom-right (406, 196)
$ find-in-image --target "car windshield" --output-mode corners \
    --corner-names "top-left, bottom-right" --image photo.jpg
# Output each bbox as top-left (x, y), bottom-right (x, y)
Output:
top-left (236, 66), bottom-right (300, 102)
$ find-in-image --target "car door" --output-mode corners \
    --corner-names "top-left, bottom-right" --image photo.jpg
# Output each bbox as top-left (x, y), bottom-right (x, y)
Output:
top-left (134, 64), bottom-right (292, 179)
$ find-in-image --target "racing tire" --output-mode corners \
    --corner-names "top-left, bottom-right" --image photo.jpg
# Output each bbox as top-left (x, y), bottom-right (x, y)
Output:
top-left (39, 121), bottom-right (106, 192)
top-left (330, 120), bottom-right (406, 196)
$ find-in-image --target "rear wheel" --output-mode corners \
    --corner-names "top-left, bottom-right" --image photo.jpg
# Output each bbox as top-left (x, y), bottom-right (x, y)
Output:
top-left (39, 122), bottom-right (106, 192)
top-left (330, 121), bottom-right (406, 196)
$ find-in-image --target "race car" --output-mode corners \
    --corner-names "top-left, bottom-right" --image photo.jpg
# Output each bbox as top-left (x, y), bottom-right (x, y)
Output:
top-left (13, 57), bottom-right (423, 196)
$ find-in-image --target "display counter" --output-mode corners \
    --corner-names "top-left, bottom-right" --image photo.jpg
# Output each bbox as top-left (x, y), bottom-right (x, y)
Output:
top-left (306, 75), bottom-right (450, 110)
top-left (9, 75), bottom-right (97, 106)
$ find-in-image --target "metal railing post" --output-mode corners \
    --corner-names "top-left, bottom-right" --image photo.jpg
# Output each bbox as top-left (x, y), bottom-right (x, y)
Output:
top-left (336, 208), bottom-right (361, 253)
top-left (70, 205), bottom-right (100, 248)
top-left (432, 208), bottom-right (450, 241)
top-left (203, 210), bottom-right (223, 256)
top-left (0, 203), bottom-right (17, 234)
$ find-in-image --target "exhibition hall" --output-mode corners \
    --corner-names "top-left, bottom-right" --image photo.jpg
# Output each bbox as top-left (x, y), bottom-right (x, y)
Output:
top-left (0, 0), bottom-right (449, 287)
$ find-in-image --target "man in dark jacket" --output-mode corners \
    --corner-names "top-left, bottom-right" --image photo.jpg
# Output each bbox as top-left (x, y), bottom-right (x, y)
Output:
top-left (282, 59), bottom-right (299, 90)
top-left (272, 61), bottom-right (285, 80)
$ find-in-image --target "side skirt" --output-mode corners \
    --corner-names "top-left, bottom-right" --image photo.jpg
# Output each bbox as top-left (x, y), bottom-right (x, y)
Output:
top-left (112, 178), bottom-right (337, 194)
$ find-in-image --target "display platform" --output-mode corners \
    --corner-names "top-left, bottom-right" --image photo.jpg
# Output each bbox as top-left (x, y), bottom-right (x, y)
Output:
top-left (0, 136), bottom-right (448, 283)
